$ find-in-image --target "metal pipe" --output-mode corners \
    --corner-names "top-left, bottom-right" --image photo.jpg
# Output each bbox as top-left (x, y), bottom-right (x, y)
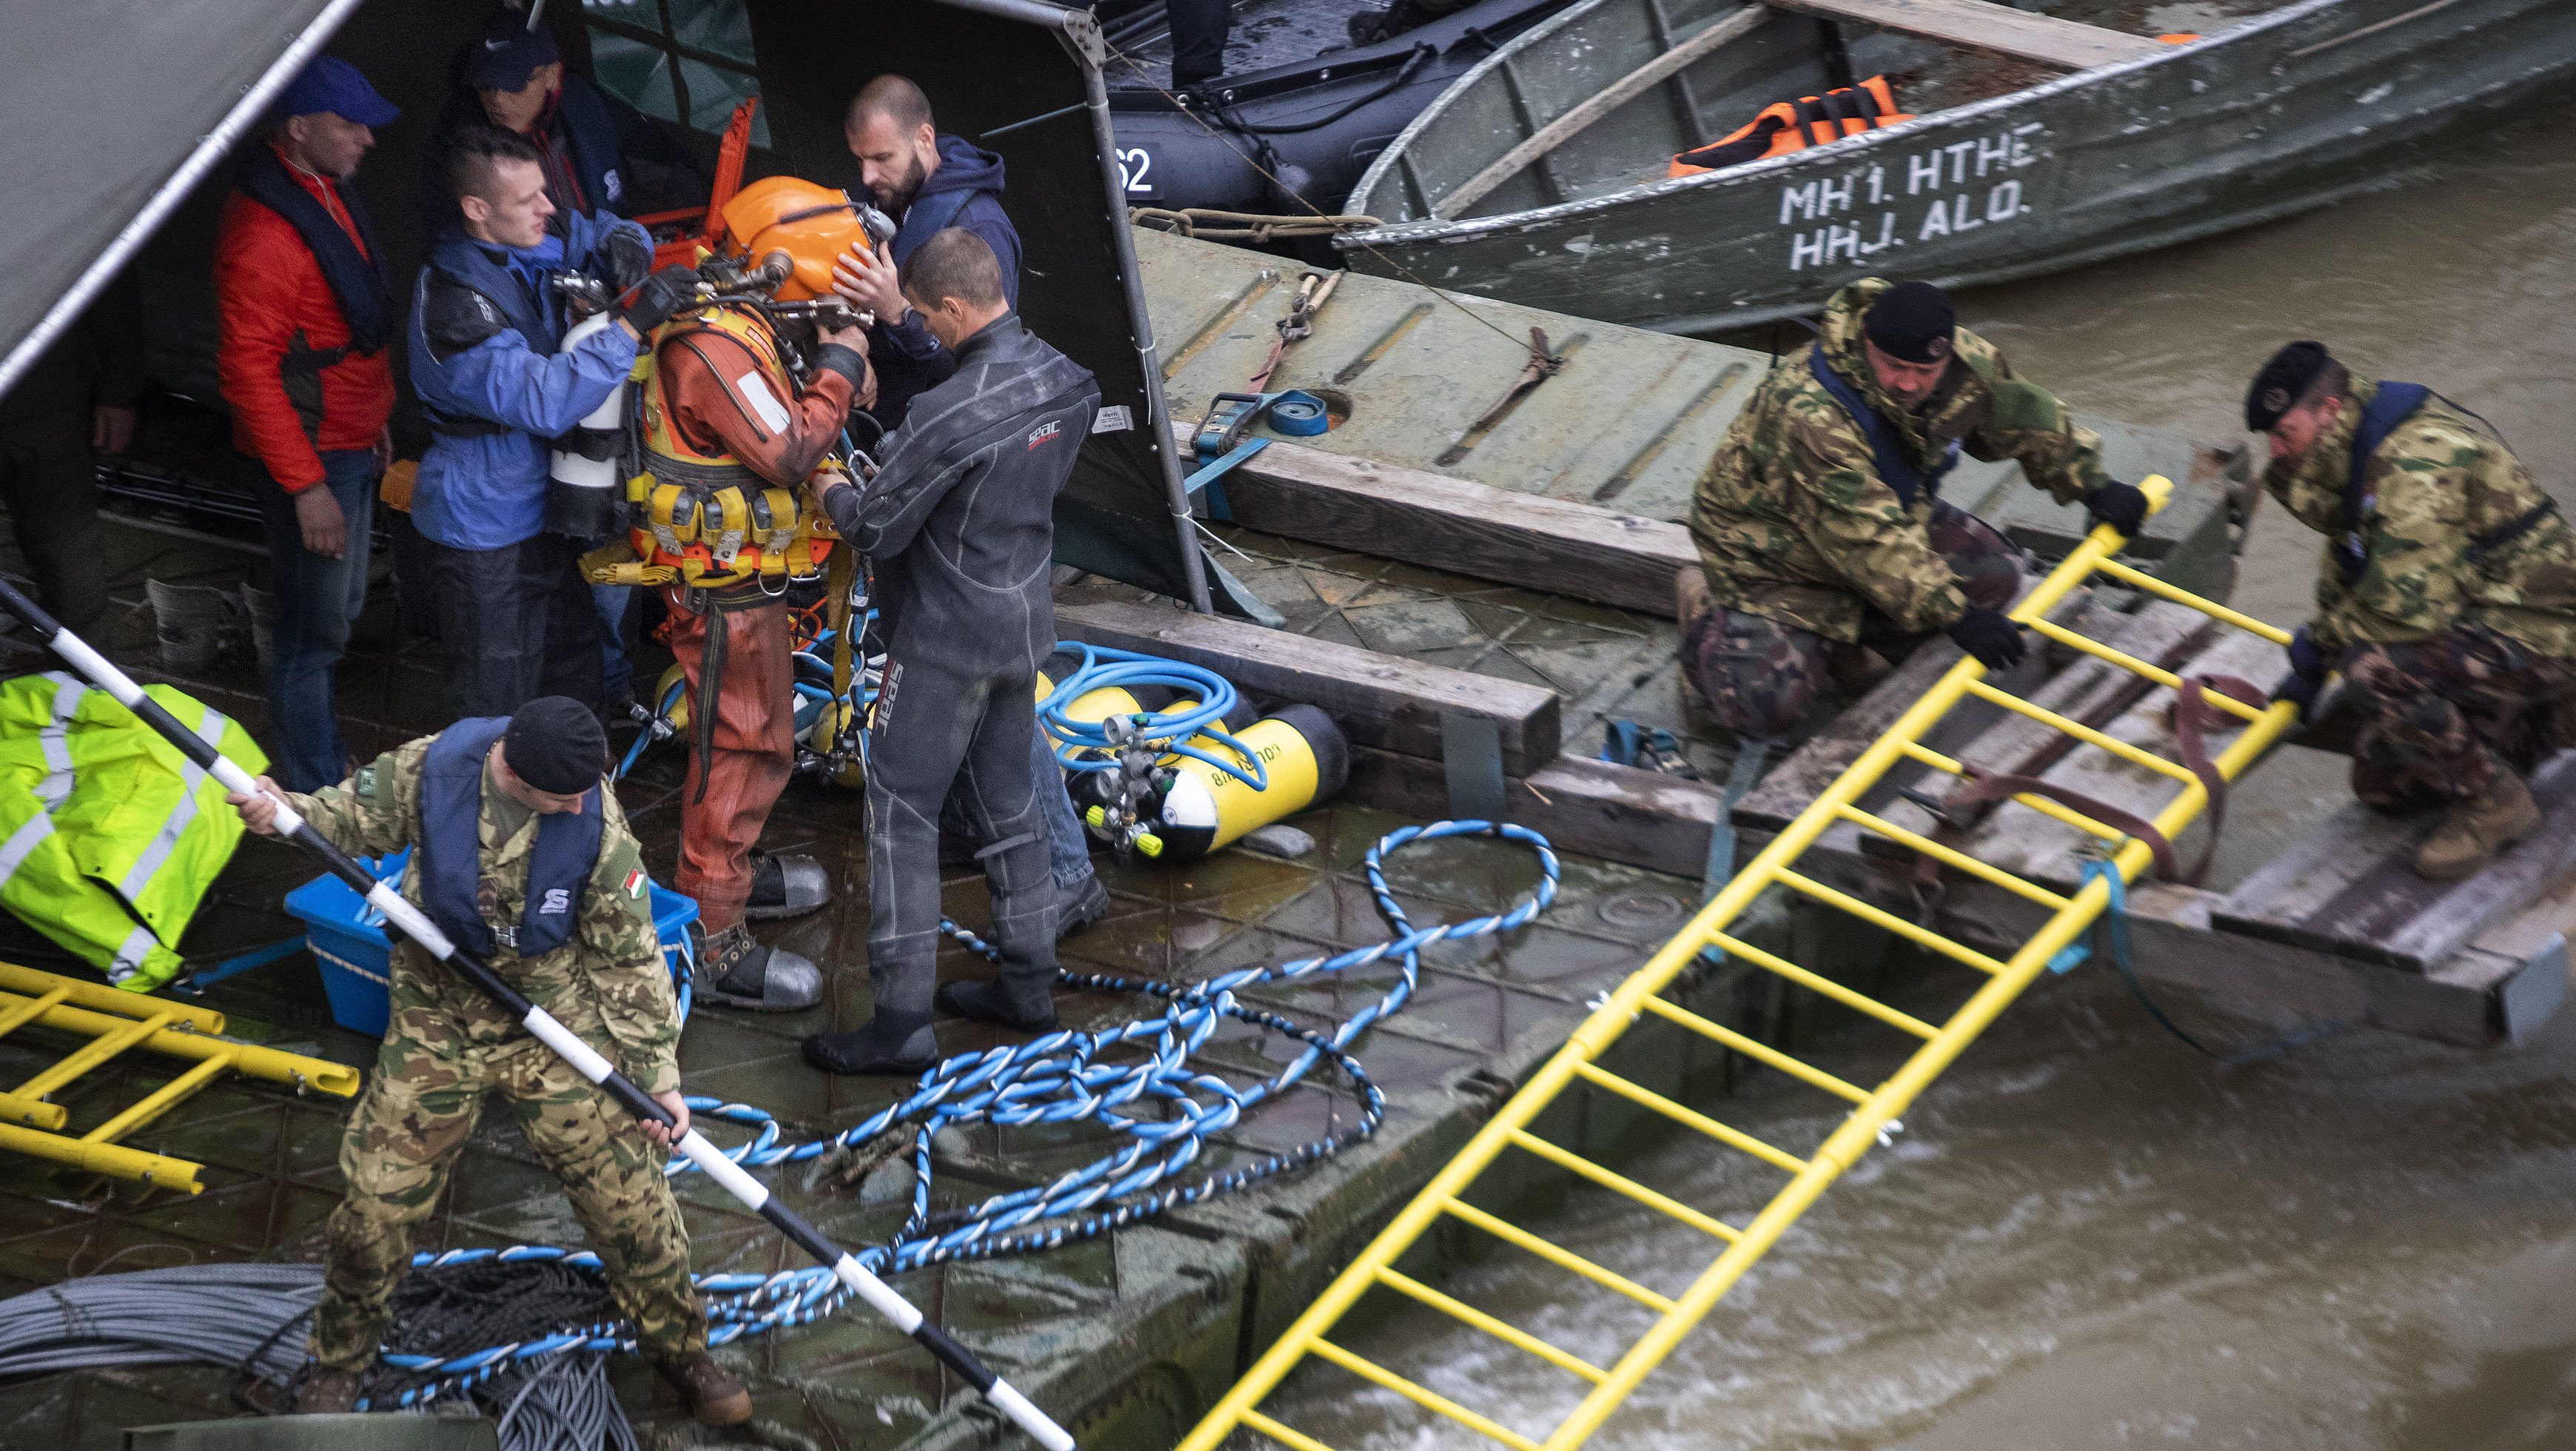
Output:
top-left (0, 0), bottom-right (372, 403)
top-left (0, 1119), bottom-right (206, 1192)
top-left (0, 578), bottom-right (1080, 1451)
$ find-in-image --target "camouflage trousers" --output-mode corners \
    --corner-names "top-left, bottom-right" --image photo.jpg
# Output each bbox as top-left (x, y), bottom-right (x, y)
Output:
top-left (2344, 624), bottom-right (2574, 812)
top-left (312, 1024), bottom-right (706, 1370)
top-left (1685, 502), bottom-right (2025, 740)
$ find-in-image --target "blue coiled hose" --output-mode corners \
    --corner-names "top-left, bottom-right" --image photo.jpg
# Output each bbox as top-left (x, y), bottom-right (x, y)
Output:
top-left (1039, 640), bottom-right (1267, 789)
top-left (372, 819), bottom-right (1560, 1401)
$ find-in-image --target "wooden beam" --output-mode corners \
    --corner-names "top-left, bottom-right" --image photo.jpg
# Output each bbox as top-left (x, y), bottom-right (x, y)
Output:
top-left (1763, 0), bottom-right (2164, 71)
top-left (1436, 5), bottom-right (1768, 219)
top-left (1348, 747), bottom-right (1723, 879)
top-left (1057, 600), bottom-right (1563, 775)
top-left (1181, 425), bottom-right (1698, 617)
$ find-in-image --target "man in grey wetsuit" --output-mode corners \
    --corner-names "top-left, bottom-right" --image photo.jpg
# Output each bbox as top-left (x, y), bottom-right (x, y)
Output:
top-left (799, 229), bottom-right (1101, 1076)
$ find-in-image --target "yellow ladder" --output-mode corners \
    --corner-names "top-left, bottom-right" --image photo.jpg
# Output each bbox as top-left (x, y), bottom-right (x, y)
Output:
top-left (0, 961), bottom-right (360, 1192)
top-left (1177, 476), bottom-right (2297, 1451)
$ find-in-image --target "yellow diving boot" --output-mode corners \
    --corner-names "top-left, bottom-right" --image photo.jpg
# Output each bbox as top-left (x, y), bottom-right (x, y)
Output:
top-left (2414, 770), bottom-right (2541, 882)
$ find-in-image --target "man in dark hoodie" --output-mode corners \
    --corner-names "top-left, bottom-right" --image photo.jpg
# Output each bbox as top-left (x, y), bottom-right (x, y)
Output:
top-left (833, 73), bottom-right (1113, 942)
top-left (833, 76), bottom-right (1022, 430)
top-left (801, 229), bottom-right (1101, 1076)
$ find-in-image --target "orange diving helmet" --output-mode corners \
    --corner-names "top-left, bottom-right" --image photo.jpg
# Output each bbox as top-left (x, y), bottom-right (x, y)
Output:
top-left (715, 176), bottom-right (879, 301)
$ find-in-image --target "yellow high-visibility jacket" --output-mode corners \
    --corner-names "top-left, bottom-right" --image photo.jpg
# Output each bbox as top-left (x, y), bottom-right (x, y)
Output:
top-left (0, 673), bottom-right (266, 990)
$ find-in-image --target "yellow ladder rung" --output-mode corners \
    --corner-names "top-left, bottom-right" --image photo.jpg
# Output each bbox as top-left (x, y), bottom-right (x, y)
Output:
top-left (16, 1010), bottom-right (178, 1100)
top-left (1307, 1338), bottom-right (1544, 1451)
top-left (2022, 618), bottom-right (2267, 726)
top-left (1960, 680), bottom-right (2200, 785)
top-left (1705, 931), bottom-right (1939, 1039)
top-left (0, 986), bottom-right (71, 1043)
top-left (1440, 1199), bottom-right (1678, 1313)
top-left (2094, 557), bottom-right (2295, 645)
top-left (1506, 1129), bottom-right (1748, 1244)
top-left (1772, 868), bottom-right (2010, 976)
top-left (0, 1090), bottom-right (64, 1130)
top-left (1375, 1267), bottom-right (1609, 1384)
top-left (1834, 804), bottom-right (2073, 911)
top-left (1636, 996), bottom-right (1871, 1105)
top-left (1569, 1061), bottom-right (1807, 1175)
top-left (1241, 1409), bottom-right (1340, 1451)
top-left (83, 1051), bottom-right (234, 1146)
top-left (1899, 741), bottom-right (2127, 842)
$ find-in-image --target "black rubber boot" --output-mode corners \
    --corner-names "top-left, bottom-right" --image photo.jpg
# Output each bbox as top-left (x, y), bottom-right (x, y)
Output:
top-left (802, 1013), bottom-right (937, 1076)
top-left (936, 976), bottom-right (1059, 1032)
top-left (1056, 872), bottom-right (1110, 939)
top-left (744, 850), bottom-right (832, 920)
top-left (694, 922), bottom-right (825, 1011)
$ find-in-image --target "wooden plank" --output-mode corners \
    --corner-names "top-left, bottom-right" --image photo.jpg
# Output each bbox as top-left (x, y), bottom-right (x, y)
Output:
top-left (1773, 841), bottom-right (2533, 1047)
top-left (2210, 751), bottom-right (2576, 973)
top-left (1347, 747), bottom-right (1723, 879)
top-left (1181, 425), bottom-right (1697, 616)
top-left (1057, 600), bottom-right (1563, 776)
top-left (1435, 5), bottom-right (1768, 219)
top-left (1763, 0), bottom-right (2164, 70)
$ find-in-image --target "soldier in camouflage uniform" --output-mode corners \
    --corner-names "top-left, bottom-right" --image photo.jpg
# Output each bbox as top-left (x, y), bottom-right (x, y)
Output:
top-left (2251, 341), bottom-right (2576, 880)
top-left (1684, 278), bottom-right (2147, 741)
top-left (227, 698), bottom-right (748, 1424)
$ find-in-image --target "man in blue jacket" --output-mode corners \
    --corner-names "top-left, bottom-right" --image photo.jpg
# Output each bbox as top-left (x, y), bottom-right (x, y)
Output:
top-left (833, 75), bottom-right (1110, 941)
top-left (409, 123), bottom-right (695, 719)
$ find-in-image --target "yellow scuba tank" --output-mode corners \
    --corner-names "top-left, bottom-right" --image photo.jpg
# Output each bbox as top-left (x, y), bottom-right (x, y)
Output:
top-left (1069, 705), bottom-right (1348, 862)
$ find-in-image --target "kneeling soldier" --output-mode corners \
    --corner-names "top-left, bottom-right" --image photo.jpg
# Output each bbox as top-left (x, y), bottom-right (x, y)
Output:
top-left (1683, 277), bottom-right (2146, 742)
top-left (228, 697), bottom-right (746, 1423)
top-left (2250, 342), bottom-right (2576, 880)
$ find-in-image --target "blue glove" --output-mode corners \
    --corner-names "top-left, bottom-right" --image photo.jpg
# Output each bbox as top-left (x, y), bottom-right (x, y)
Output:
top-left (2083, 480), bottom-right (2150, 537)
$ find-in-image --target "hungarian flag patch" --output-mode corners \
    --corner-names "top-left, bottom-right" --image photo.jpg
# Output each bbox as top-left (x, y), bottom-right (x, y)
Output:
top-left (624, 869), bottom-right (647, 899)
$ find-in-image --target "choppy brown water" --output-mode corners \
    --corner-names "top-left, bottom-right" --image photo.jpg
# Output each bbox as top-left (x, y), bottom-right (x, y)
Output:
top-left (1268, 110), bottom-right (2576, 1450)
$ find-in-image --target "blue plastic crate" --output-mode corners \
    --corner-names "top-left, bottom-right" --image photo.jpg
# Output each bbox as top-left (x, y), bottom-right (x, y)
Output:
top-left (284, 848), bottom-right (698, 1039)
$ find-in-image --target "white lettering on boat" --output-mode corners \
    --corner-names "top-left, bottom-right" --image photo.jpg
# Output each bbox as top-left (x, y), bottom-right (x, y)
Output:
top-left (1782, 122), bottom-right (2046, 271)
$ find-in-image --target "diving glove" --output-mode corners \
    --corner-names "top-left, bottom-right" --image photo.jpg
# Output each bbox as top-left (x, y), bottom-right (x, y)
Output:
top-left (596, 224), bottom-right (654, 295)
top-left (2082, 480), bottom-right (2150, 537)
top-left (1946, 605), bottom-right (2026, 670)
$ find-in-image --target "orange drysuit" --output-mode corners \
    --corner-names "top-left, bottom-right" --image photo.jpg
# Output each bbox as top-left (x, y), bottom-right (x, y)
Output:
top-left (648, 312), bottom-right (859, 929)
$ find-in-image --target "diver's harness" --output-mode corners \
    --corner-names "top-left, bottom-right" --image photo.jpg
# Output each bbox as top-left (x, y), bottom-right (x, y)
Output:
top-left (562, 253), bottom-right (880, 790)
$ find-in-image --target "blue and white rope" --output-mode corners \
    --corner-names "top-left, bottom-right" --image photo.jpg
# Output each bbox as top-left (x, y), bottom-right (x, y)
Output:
top-left (376, 820), bottom-right (1558, 1402)
top-left (1039, 640), bottom-right (1266, 789)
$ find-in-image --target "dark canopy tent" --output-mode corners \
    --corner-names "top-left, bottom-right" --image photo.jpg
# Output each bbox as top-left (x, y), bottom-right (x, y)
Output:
top-left (0, 0), bottom-right (1208, 611)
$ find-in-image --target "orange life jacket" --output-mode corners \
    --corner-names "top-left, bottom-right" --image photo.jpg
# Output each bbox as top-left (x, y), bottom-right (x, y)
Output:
top-left (1668, 75), bottom-right (1914, 178)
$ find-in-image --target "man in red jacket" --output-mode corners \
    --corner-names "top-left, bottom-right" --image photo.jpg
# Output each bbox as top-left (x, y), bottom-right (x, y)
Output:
top-left (214, 58), bottom-right (399, 791)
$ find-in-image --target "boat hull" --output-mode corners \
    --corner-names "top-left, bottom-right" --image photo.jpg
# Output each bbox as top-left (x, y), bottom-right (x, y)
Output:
top-left (1337, 0), bottom-right (2576, 329)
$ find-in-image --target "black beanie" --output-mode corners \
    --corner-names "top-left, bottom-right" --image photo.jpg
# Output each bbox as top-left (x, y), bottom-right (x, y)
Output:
top-left (2245, 341), bottom-right (2331, 432)
top-left (503, 697), bottom-right (607, 795)
top-left (1862, 281), bottom-right (1956, 364)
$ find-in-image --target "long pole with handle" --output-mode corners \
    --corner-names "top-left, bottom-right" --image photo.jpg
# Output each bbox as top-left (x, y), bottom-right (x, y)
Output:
top-left (0, 579), bottom-right (1076, 1451)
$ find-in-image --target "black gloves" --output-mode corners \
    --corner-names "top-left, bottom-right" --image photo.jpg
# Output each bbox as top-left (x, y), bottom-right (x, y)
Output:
top-left (614, 266), bottom-right (700, 336)
top-left (2271, 624), bottom-right (2330, 723)
top-left (1947, 605), bottom-right (2026, 669)
top-left (2084, 480), bottom-right (2150, 538)
top-left (596, 226), bottom-right (654, 295)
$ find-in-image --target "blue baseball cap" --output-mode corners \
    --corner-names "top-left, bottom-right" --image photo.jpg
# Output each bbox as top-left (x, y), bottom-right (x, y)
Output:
top-left (275, 56), bottom-right (400, 127)
top-left (463, 12), bottom-right (562, 92)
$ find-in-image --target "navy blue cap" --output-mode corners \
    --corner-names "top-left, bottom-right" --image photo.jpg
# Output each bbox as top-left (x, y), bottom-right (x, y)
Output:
top-left (275, 56), bottom-right (400, 127)
top-left (463, 12), bottom-right (561, 92)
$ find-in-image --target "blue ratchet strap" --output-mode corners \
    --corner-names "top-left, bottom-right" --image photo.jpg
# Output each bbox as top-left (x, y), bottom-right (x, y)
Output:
top-left (2050, 859), bottom-right (2340, 1066)
top-left (1184, 438), bottom-right (1269, 523)
top-left (1698, 739), bottom-right (1773, 966)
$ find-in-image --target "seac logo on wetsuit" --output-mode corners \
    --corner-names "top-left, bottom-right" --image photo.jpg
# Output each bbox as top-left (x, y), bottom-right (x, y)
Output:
top-left (1026, 420), bottom-right (1062, 452)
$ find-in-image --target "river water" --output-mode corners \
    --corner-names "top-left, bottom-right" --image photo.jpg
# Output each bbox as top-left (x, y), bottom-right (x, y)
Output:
top-left (1267, 110), bottom-right (2576, 1449)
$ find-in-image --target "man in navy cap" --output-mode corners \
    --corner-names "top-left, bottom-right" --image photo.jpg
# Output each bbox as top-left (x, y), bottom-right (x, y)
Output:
top-left (215, 57), bottom-right (401, 791)
top-left (417, 5), bottom-right (702, 238)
